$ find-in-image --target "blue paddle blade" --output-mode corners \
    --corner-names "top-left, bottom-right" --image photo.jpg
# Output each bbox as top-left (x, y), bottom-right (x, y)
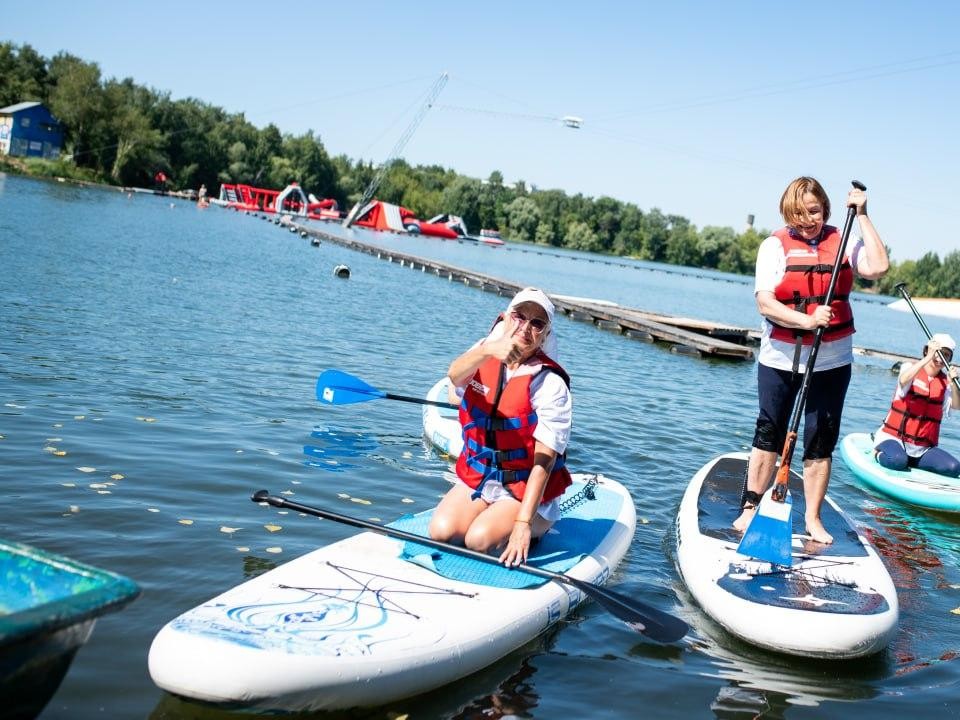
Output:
top-left (316, 369), bottom-right (386, 405)
top-left (737, 488), bottom-right (793, 566)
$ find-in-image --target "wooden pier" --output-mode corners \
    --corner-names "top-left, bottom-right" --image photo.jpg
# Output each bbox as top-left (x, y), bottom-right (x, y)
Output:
top-left (281, 217), bottom-right (916, 367)
top-left (286, 218), bottom-right (755, 360)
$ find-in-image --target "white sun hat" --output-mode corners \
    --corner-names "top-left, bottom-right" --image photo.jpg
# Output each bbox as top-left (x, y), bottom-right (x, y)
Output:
top-left (505, 287), bottom-right (558, 361)
top-left (930, 333), bottom-right (957, 352)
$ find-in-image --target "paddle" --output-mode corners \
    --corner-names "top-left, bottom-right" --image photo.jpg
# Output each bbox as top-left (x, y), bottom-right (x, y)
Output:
top-left (738, 180), bottom-right (866, 566)
top-left (316, 369), bottom-right (457, 409)
top-left (895, 283), bottom-right (960, 394)
top-left (250, 490), bottom-right (689, 644)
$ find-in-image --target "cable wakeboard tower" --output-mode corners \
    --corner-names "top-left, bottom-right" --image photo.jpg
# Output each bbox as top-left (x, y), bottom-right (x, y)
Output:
top-left (343, 72), bottom-right (449, 228)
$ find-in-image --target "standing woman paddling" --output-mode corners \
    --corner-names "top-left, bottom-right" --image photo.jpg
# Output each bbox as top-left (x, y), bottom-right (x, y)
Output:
top-left (734, 177), bottom-right (889, 543)
top-left (429, 288), bottom-right (572, 567)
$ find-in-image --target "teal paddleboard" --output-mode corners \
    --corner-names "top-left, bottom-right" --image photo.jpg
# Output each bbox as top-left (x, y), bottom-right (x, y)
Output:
top-left (840, 433), bottom-right (960, 512)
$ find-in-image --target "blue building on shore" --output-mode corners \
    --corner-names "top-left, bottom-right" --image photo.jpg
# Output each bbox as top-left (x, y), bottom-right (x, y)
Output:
top-left (0, 102), bottom-right (64, 159)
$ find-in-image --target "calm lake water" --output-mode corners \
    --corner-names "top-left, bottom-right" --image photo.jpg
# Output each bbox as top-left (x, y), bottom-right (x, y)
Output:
top-left (3, 173), bottom-right (960, 719)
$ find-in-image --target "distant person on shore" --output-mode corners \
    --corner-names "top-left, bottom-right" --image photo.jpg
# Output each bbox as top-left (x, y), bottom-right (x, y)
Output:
top-left (733, 177), bottom-right (889, 543)
top-left (430, 287), bottom-right (571, 567)
top-left (874, 333), bottom-right (960, 477)
top-left (198, 184), bottom-right (207, 201)
top-left (154, 170), bottom-right (168, 195)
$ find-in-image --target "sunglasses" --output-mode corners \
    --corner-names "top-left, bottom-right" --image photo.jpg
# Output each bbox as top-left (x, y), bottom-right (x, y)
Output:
top-left (510, 309), bottom-right (548, 332)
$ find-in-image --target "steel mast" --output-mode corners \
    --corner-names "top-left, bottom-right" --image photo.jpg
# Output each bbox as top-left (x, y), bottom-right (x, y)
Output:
top-left (342, 72), bottom-right (449, 228)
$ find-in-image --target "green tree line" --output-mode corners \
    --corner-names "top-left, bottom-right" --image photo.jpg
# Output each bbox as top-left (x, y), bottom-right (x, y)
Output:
top-left (2, 42), bottom-right (956, 298)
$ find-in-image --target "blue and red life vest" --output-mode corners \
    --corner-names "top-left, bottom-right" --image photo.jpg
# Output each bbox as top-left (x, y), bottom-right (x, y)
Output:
top-left (770, 226), bottom-right (855, 346)
top-left (456, 352), bottom-right (571, 503)
top-left (882, 367), bottom-right (948, 447)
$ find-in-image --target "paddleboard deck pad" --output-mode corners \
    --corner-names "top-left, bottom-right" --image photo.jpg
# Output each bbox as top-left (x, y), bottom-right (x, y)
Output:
top-left (840, 432), bottom-right (960, 512)
top-left (676, 453), bottom-right (898, 658)
top-left (149, 475), bottom-right (635, 712)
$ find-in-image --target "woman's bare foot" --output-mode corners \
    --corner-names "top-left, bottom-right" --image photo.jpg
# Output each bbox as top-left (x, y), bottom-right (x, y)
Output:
top-left (733, 506), bottom-right (756, 533)
top-left (805, 518), bottom-right (833, 544)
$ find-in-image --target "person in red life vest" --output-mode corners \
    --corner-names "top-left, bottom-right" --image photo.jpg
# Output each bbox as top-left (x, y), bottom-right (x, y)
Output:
top-left (429, 287), bottom-right (571, 567)
top-left (733, 177), bottom-right (889, 544)
top-left (874, 333), bottom-right (960, 477)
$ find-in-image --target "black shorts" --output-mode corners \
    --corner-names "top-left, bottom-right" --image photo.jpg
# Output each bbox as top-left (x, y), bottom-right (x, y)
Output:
top-left (752, 363), bottom-right (851, 461)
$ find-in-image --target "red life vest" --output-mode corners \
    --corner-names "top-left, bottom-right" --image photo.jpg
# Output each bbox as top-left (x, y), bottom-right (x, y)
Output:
top-left (882, 367), bottom-right (948, 447)
top-left (456, 353), bottom-right (572, 503)
top-left (769, 226), bottom-right (855, 346)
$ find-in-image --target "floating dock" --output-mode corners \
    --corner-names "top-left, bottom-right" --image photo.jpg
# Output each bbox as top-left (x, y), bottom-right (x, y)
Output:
top-left (285, 218), bottom-right (754, 360)
top-left (277, 216), bottom-right (916, 366)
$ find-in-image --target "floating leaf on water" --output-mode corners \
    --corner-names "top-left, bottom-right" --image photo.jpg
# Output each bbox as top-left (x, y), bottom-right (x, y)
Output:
top-left (640, 518), bottom-right (650, 524)
top-left (401, 498), bottom-right (414, 504)
top-left (61, 482), bottom-right (76, 488)
top-left (53, 450), bottom-right (67, 456)
top-left (264, 524), bottom-right (282, 533)
top-left (337, 493), bottom-right (350, 499)
top-left (178, 519), bottom-right (194, 525)
top-left (277, 510), bottom-right (288, 515)
top-left (952, 607), bottom-right (960, 615)
top-left (291, 480), bottom-right (301, 485)
top-left (236, 546), bottom-right (250, 552)
top-left (220, 526), bottom-right (241, 534)
top-left (351, 498), bottom-right (372, 505)
top-left (265, 546), bottom-right (282, 554)
top-left (369, 517), bottom-right (381, 523)
top-left (74, 415), bottom-right (85, 420)
top-left (402, 451), bottom-right (413, 459)
top-left (47, 437), bottom-right (62, 442)
top-left (76, 466), bottom-right (96, 473)
top-left (96, 490), bottom-right (111, 495)
top-left (147, 508), bottom-right (160, 513)
top-left (53, 423), bottom-right (63, 428)
top-left (281, 490), bottom-right (294, 496)
top-left (110, 473), bottom-right (124, 480)
top-left (236, 449), bottom-right (244, 454)
top-left (69, 505), bottom-right (79, 513)
top-left (89, 483), bottom-right (109, 489)
top-left (44, 446), bottom-right (57, 453)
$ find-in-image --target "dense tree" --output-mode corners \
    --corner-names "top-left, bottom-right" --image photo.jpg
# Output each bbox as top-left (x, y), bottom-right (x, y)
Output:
top-left (2, 42), bottom-right (956, 298)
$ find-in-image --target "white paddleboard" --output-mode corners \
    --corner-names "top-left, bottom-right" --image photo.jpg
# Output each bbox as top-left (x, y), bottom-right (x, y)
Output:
top-left (149, 475), bottom-right (635, 712)
top-left (676, 453), bottom-right (898, 659)
top-left (422, 377), bottom-right (462, 457)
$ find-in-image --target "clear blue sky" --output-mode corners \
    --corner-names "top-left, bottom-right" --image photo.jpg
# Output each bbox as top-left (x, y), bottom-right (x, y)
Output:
top-left (4, 1), bottom-right (958, 260)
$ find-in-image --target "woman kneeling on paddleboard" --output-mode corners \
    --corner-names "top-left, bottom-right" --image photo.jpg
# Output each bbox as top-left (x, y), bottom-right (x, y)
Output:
top-left (734, 177), bottom-right (889, 544)
top-left (429, 287), bottom-right (572, 567)
top-left (874, 333), bottom-right (960, 477)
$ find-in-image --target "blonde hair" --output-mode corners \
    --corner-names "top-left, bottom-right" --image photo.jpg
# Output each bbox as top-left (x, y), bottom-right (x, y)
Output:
top-left (779, 176), bottom-right (831, 228)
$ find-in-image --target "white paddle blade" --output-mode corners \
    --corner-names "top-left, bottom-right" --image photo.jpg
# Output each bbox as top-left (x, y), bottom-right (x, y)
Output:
top-left (737, 487), bottom-right (793, 566)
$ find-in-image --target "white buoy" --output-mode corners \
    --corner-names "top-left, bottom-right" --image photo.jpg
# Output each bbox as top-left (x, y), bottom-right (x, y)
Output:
top-left (333, 265), bottom-right (350, 279)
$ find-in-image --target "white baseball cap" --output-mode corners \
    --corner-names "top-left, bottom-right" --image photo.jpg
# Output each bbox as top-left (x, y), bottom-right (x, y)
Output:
top-left (930, 333), bottom-right (957, 352)
top-left (507, 287), bottom-right (555, 325)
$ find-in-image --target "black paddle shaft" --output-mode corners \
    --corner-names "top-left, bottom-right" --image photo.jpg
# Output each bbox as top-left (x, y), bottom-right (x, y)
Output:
top-left (250, 490), bottom-right (688, 643)
top-left (385, 392), bottom-right (458, 410)
top-left (773, 180), bottom-right (865, 500)
top-left (895, 283), bottom-right (960, 393)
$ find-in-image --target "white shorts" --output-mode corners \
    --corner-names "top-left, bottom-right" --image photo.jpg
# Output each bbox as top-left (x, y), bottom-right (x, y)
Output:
top-left (457, 478), bottom-right (561, 523)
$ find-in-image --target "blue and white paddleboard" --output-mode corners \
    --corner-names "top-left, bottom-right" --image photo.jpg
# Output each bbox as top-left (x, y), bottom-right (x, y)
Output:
top-left (149, 474), bottom-right (635, 712)
top-left (840, 432), bottom-right (960, 513)
top-left (422, 377), bottom-right (462, 458)
top-left (676, 453), bottom-right (898, 659)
